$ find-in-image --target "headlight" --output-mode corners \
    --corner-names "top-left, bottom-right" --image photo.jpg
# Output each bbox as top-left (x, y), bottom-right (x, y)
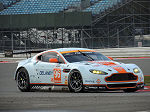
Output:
top-left (90, 70), bottom-right (108, 75)
top-left (133, 68), bottom-right (140, 73)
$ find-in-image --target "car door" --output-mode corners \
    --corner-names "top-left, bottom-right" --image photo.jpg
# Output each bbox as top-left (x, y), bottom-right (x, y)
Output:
top-left (35, 51), bottom-right (65, 84)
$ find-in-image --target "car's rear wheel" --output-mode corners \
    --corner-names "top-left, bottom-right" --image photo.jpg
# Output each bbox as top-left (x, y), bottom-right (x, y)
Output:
top-left (123, 88), bottom-right (138, 93)
top-left (16, 68), bottom-right (31, 92)
top-left (68, 70), bottom-right (84, 93)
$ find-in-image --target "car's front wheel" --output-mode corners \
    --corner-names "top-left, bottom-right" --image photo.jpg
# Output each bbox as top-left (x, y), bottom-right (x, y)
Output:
top-left (16, 68), bottom-right (31, 92)
top-left (68, 70), bottom-right (84, 93)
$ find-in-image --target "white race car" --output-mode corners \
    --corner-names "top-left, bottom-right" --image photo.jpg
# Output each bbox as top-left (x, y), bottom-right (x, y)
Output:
top-left (14, 48), bottom-right (144, 92)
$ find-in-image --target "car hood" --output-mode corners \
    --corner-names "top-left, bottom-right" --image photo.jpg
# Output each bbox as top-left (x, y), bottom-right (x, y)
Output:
top-left (73, 61), bottom-right (130, 73)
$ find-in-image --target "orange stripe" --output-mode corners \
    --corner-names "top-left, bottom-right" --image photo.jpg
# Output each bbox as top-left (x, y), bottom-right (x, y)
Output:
top-left (112, 66), bottom-right (127, 73)
top-left (30, 83), bottom-right (68, 86)
top-left (96, 62), bottom-right (127, 73)
top-left (60, 50), bottom-right (96, 54)
top-left (96, 62), bottom-right (117, 66)
top-left (30, 83), bottom-right (51, 84)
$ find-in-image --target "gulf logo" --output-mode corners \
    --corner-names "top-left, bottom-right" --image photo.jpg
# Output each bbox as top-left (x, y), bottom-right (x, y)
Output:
top-left (96, 79), bottom-right (101, 84)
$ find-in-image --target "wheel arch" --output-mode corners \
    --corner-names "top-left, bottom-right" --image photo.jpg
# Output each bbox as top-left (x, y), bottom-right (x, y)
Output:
top-left (68, 69), bottom-right (82, 79)
top-left (70, 69), bottom-right (80, 72)
top-left (15, 67), bottom-right (27, 80)
top-left (68, 67), bottom-right (88, 83)
top-left (69, 69), bottom-right (82, 76)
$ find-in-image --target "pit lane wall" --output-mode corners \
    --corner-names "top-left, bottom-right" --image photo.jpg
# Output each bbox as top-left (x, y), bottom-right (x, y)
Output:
top-left (0, 12), bottom-right (91, 30)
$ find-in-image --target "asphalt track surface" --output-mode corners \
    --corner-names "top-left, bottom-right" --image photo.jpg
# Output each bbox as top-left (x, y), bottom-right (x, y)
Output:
top-left (0, 59), bottom-right (150, 112)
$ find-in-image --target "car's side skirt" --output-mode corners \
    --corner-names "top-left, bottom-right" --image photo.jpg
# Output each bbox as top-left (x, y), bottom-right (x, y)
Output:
top-left (30, 83), bottom-right (68, 86)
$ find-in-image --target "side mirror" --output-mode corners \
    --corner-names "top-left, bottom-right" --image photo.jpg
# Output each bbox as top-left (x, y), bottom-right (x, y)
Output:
top-left (49, 58), bottom-right (58, 63)
top-left (107, 57), bottom-right (113, 60)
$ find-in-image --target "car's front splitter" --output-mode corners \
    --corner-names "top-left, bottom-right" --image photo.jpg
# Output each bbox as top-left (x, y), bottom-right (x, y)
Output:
top-left (83, 82), bottom-right (144, 91)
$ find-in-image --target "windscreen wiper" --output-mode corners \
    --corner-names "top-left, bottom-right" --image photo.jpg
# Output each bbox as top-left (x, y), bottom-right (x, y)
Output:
top-left (78, 50), bottom-right (94, 61)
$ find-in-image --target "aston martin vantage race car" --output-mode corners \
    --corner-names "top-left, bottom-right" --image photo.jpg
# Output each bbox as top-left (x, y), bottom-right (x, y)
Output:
top-left (14, 48), bottom-right (144, 92)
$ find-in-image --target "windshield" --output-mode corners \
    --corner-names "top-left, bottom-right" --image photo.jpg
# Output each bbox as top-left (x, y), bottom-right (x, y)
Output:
top-left (62, 51), bottom-right (110, 63)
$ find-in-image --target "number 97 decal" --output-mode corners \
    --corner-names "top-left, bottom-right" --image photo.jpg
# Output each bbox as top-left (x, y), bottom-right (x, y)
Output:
top-left (53, 68), bottom-right (61, 83)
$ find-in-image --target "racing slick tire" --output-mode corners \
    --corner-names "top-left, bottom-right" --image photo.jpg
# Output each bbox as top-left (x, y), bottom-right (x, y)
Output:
top-left (16, 68), bottom-right (31, 92)
top-left (123, 88), bottom-right (138, 93)
top-left (68, 70), bottom-right (84, 93)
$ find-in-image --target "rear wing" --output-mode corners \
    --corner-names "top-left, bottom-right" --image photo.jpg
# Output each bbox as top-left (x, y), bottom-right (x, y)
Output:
top-left (4, 49), bottom-right (46, 58)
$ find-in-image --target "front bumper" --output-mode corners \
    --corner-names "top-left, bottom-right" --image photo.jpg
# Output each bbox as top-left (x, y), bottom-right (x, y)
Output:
top-left (84, 82), bottom-right (144, 90)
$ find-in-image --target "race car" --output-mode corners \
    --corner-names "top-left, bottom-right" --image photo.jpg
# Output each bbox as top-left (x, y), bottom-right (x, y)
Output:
top-left (14, 48), bottom-right (144, 92)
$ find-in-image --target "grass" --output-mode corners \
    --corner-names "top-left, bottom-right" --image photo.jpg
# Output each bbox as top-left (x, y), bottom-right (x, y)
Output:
top-left (144, 76), bottom-right (150, 86)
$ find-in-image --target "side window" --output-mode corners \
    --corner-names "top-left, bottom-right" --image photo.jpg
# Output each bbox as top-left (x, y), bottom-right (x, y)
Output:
top-left (37, 52), bottom-right (65, 64)
top-left (42, 52), bottom-right (57, 62)
top-left (37, 55), bottom-right (42, 60)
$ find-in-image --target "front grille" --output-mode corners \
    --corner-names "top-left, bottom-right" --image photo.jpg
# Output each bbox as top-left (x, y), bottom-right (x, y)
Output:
top-left (106, 73), bottom-right (138, 82)
top-left (107, 83), bottom-right (136, 88)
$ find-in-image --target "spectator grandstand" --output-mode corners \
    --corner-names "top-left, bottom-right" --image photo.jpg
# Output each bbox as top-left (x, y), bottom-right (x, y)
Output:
top-left (0, 0), bottom-right (149, 51)
top-left (0, 0), bottom-right (81, 15)
top-left (0, 0), bottom-right (123, 15)
top-left (0, 0), bottom-right (19, 8)
top-left (83, 0), bottom-right (121, 15)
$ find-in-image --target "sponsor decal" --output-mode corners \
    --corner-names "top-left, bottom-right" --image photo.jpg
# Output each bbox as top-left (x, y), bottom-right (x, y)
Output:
top-left (65, 79), bottom-right (68, 84)
top-left (98, 87), bottom-right (106, 89)
top-left (96, 79), bottom-right (101, 84)
top-left (140, 77), bottom-right (143, 82)
top-left (85, 80), bottom-right (95, 83)
top-left (51, 78), bottom-right (54, 82)
top-left (93, 65), bottom-right (100, 67)
top-left (39, 71), bottom-right (53, 75)
top-left (88, 87), bottom-right (98, 89)
top-left (53, 68), bottom-right (61, 83)
top-left (65, 76), bottom-right (68, 84)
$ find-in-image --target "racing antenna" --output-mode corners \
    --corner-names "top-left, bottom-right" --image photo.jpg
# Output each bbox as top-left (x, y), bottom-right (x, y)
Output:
top-left (78, 50), bottom-right (94, 61)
